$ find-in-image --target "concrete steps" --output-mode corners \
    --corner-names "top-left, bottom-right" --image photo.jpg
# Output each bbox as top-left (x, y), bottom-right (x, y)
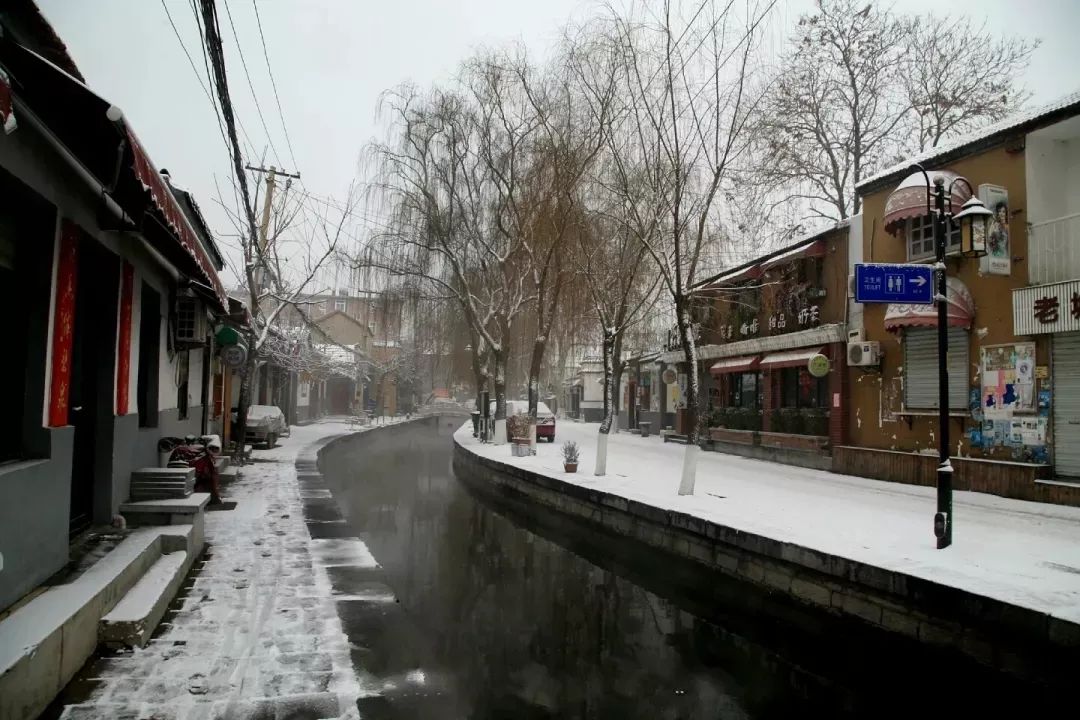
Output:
top-left (99, 550), bottom-right (189, 648)
top-left (0, 524), bottom-right (201, 720)
top-left (130, 467), bottom-right (195, 500)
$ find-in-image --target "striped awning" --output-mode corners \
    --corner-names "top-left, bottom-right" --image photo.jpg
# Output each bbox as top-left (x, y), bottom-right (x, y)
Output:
top-left (759, 347), bottom-right (825, 370)
top-left (883, 170), bottom-right (972, 236)
top-left (709, 355), bottom-right (760, 375)
top-left (885, 277), bottom-right (975, 330)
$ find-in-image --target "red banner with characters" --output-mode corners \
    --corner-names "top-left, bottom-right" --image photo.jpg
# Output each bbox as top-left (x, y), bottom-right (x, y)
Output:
top-left (48, 220), bottom-right (79, 427)
top-left (116, 261), bottom-right (134, 415)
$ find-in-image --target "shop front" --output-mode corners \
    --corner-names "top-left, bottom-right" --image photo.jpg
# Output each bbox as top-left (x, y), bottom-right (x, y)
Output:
top-left (1013, 280), bottom-right (1080, 478)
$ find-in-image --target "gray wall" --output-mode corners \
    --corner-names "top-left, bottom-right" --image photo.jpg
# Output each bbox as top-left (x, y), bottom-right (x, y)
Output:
top-left (0, 427), bottom-right (74, 612)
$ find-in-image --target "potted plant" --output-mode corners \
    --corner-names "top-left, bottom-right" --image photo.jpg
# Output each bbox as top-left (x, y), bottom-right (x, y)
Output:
top-left (562, 441), bottom-right (580, 473)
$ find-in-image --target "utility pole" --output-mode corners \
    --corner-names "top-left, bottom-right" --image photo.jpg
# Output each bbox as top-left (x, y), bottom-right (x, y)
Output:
top-left (245, 164), bottom-right (301, 291)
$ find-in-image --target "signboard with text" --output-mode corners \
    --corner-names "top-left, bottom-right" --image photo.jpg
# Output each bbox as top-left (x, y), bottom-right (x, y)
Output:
top-left (1013, 279), bottom-right (1080, 335)
top-left (854, 263), bottom-right (934, 305)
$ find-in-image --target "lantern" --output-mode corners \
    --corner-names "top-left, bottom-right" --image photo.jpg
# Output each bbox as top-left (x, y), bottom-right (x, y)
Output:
top-left (953, 195), bottom-right (994, 258)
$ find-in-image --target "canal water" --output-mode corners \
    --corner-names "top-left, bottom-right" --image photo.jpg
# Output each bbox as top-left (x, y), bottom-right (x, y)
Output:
top-left (317, 418), bottom-right (1044, 719)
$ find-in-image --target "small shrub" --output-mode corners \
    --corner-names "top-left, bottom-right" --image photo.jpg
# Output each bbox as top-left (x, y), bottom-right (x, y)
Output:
top-left (507, 412), bottom-right (533, 439)
top-left (562, 441), bottom-right (580, 464)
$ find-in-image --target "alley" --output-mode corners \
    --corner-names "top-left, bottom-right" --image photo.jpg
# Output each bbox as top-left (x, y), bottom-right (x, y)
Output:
top-left (53, 420), bottom-right (371, 720)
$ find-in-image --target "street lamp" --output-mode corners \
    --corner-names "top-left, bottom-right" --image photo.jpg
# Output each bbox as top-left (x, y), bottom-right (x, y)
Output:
top-left (910, 164), bottom-right (992, 549)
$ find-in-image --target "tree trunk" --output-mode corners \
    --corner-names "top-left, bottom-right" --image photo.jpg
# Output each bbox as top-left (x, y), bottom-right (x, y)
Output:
top-left (611, 332), bottom-right (624, 433)
top-left (595, 332), bottom-right (616, 476)
top-left (231, 332), bottom-right (259, 464)
top-left (526, 336), bottom-right (546, 453)
top-left (675, 300), bottom-right (700, 495)
top-left (492, 346), bottom-right (508, 445)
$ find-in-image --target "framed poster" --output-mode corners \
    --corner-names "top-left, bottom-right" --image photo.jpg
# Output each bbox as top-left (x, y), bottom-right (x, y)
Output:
top-left (981, 343), bottom-right (1035, 418)
top-left (978, 184), bottom-right (1010, 276)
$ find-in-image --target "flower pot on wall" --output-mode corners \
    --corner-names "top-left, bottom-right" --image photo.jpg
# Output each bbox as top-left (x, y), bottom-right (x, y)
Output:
top-left (564, 462), bottom-right (578, 473)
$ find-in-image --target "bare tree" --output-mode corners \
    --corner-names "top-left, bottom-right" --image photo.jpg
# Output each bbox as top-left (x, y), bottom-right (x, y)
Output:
top-left (903, 15), bottom-right (1038, 150)
top-left (575, 206), bottom-right (661, 475)
top-left (758, 0), bottom-right (909, 221)
top-left (603, 0), bottom-right (771, 494)
top-left (360, 75), bottom-right (534, 443)
top-left (759, 0), bottom-right (1038, 221)
top-left (217, 176), bottom-right (359, 453)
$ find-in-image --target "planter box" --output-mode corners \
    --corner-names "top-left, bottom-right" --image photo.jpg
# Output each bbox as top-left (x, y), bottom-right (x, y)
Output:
top-left (758, 431), bottom-right (828, 453)
top-left (708, 427), bottom-right (756, 445)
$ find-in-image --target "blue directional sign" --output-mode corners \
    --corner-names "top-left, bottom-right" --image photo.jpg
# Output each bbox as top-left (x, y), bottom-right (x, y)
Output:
top-left (854, 263), bottom-right (934, 304)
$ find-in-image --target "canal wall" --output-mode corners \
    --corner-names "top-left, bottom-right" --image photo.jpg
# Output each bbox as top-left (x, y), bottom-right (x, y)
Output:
top-left (452, 432), bottom-right (1080, 688)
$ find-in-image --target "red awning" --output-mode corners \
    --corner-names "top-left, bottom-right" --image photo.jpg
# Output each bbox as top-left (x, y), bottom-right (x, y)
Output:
top-left (759, 347), bottom-right (826, 370)
top-left (709, 355), bottom-right (761, 375)
top-left (126, 128), bottom-right (227, 307)
top-left (703, 264), bottom-right (762, 289)
top-left (762, 239), bottom-right (826, 270)
top-left (885, 276), bottom-right (974, 330)
top-left (1, 42), bottom-right (227, 308)
top-left (883, 170), bottom-right (972, 236)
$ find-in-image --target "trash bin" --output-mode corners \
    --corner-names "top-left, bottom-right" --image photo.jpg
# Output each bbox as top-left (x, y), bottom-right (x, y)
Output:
top-left (471, 410), bottom-right (481, 437)
top-left (639, 422), bottom-right (651, 438)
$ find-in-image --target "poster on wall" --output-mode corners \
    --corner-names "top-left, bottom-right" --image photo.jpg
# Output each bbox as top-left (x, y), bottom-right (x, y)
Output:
top-left (978, 184), bottom-right (1010, 276)
top-left (981, 343), bottom-right (1036, 418)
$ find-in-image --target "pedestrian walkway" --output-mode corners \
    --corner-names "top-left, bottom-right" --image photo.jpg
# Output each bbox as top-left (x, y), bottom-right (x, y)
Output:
top-left (457, 420), bottom-right (1080, 625)
top-left (54, 419), bottom-right (368, 720)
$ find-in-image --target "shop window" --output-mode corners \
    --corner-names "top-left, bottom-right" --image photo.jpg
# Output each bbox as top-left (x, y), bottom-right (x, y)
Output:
top-left (780, 367), bottom-right (828, 408)
top-left (903, 327), bottom-right (969, 409)
top-left (727, 372), bottom-right (761, 409)
top-left (907, 215), bottom-right (961, 261)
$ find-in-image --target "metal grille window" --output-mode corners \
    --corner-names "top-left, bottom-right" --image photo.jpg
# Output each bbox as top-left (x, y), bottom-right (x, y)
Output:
top-left (176, 297), bottom-right (198, 340)
top-left (908, 216), bottom-right (961, 260)
top-left (903, 327), bottom-right (969, 410)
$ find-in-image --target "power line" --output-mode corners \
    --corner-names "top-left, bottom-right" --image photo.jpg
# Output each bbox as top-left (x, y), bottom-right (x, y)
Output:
top-left (187, 0), bottom-right (259, 161)
top-left (251, 0), bottom-right (299, 170)
top-left (160, 0), bottom-right (230, 153)
top-left (220, 0), bottom-right (284, 167)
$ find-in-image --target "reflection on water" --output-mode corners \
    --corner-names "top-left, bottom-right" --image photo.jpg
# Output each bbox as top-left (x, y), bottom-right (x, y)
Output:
top-left (320, 420), bottom-right (812, 719)
top-left (319, 419), bottom-right (1044, 719)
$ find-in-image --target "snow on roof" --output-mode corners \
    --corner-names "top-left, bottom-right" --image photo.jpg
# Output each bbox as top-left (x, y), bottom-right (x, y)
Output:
top-left (315, 344), bottom-right (361, 364)
top-left (858, 88), bottom-right (1080, 193)
top-left (693, 219), bottom-right (850, 290)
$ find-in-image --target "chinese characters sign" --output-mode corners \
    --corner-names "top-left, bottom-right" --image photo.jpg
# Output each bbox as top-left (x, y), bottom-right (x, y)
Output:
top-left (1013, 280), bottom-right (1080, 335)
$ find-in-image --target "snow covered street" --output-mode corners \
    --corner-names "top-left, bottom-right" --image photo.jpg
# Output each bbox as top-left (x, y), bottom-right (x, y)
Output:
top-left (54, 419), bottom-right (390, 720)
top-left (457, 421), bottom-right (1080, 625)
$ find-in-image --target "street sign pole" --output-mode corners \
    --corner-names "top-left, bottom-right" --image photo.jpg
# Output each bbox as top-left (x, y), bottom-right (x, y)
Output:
top-left (933, 177), bottom-right (953, 549)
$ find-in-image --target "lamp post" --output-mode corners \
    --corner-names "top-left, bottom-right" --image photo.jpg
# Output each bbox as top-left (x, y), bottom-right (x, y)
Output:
top-left (911, 164), bottom-right (993, 549)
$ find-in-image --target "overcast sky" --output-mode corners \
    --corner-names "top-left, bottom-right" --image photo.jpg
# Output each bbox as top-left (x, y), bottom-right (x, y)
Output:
top-left (36, 0), bottom-right (1080, 287)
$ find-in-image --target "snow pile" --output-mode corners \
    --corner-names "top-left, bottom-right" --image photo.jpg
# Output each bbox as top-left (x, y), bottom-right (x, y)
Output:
top-left (456, 421), bottom-right (1080, 625)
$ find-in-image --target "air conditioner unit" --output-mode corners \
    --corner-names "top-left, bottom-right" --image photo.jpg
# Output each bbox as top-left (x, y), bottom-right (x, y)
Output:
top-left (847, 340), bottom-right (881, 367)
top-left (175, 296), bottom-right (207, 345)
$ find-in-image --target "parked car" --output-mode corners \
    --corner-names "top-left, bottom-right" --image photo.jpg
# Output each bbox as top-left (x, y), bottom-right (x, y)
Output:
top-left (232, 404), bottom-right (287, 448)
top-left (491, 400), bottom-right (557, 442)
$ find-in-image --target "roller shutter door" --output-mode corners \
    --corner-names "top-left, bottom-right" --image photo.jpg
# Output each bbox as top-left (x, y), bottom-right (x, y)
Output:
top-left (903, 327), bottom-right (969, 410)
top-left (1053, 332), bottom-right (1080, 477)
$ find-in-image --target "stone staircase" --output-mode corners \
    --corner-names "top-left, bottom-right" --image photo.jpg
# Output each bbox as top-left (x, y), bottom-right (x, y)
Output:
top-left (0, 508), bottom-right (206, 720)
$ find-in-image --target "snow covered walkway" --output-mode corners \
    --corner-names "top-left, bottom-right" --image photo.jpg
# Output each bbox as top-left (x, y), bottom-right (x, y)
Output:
top-left (457, 421), bottom-right (1080, 625)
top-left (55, 419), bottom-right (384, 720)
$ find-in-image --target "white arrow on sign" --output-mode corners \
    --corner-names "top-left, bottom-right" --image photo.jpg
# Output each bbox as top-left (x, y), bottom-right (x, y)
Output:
top-left (909, 276), bottom-right (928, 288)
